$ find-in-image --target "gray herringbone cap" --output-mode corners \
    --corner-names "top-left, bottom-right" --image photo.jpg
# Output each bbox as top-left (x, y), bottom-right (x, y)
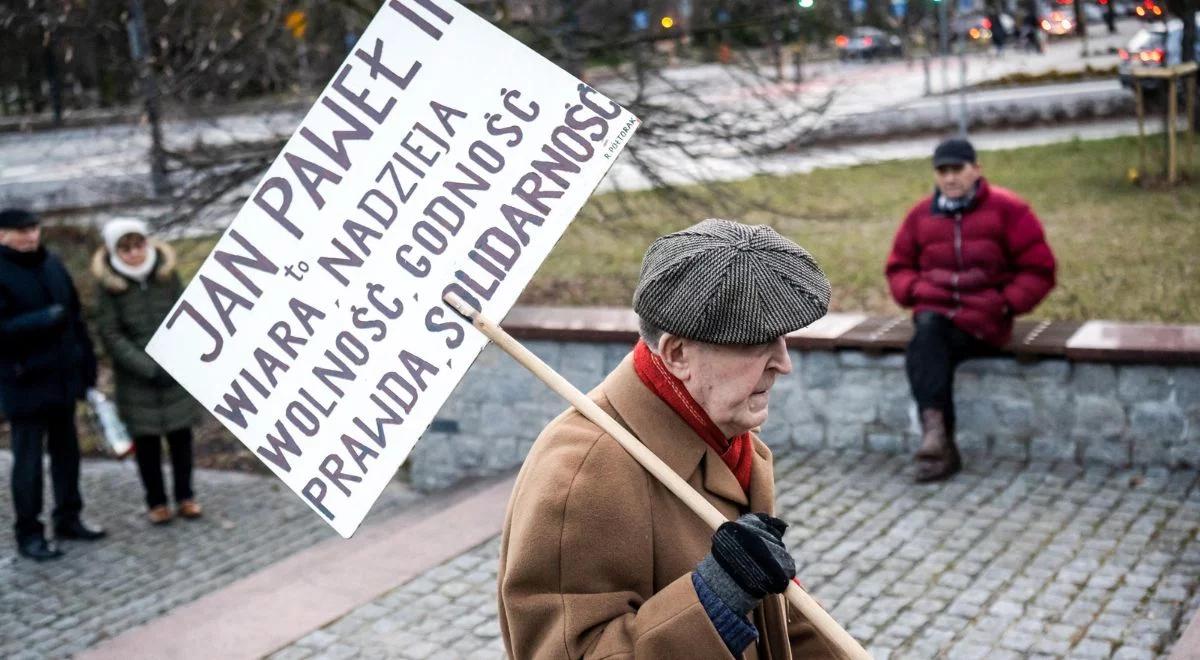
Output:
top-left (633, 219), bottom-right (831, 345)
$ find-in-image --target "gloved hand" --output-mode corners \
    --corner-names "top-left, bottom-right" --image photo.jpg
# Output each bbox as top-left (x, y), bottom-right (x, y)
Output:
top-left (43, 303), bottom-right (67, 327)
top-left (695, 512), bottom-right (796, 616)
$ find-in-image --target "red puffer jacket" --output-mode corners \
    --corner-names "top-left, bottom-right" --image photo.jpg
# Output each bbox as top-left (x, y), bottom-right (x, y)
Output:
top-left (885, 178), bottom-right (1056, 346)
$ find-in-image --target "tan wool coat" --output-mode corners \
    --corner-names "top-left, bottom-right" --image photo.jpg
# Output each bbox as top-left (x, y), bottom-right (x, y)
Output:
top-left (497, 354), bottom-right (838, 660)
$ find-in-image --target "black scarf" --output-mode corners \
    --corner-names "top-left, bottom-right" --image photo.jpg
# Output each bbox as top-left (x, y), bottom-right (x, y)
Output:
top-left (933, 180), bottom-right (981, 216)
top-left (0, 244), bottom-right (48, 268)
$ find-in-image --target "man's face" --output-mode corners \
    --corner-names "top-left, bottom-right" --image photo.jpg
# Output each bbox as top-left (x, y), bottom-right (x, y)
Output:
top-left (934, 161), bottom-right (982, 199)
top-left (660, 335), bottom-right (793, 438)
top-left (0, 225), bottom-right (41, 253)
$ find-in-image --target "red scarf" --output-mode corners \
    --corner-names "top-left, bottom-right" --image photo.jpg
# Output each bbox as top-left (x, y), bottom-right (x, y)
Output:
top-left (632, 340), bottom-right (753, 494)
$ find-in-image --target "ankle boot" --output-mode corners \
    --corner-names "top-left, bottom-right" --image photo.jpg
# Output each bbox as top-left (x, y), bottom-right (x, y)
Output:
top-left (915, 409), bottom-right (962, 482)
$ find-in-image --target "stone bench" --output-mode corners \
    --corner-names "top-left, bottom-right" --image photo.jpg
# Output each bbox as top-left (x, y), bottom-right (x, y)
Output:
top-left (501, 307), bottom-right (1200, 364)
top-left (406, 307), bottom-right (1200, 491)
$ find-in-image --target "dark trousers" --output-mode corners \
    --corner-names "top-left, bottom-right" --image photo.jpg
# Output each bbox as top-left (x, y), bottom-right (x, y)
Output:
top-left (905, 312), bottom-right (994, 421)
top-left (133, 428), bottom-right (194, 509)
top-left (10, 408), bottom-right (84, 541)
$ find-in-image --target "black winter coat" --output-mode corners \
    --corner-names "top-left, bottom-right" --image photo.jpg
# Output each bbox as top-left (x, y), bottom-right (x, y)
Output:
top-left (0, 245), bottom-right (97, 419)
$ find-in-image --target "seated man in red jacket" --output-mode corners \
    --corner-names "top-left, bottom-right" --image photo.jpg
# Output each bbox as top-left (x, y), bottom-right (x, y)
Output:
top-left (885, 138), bottom-right (1056, 482)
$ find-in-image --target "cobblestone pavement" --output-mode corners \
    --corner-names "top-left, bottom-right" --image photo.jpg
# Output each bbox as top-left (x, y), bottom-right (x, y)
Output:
top-left (274, 450), bottom-right (1200, 660)
top-left (0, 451), bottom-right (422, 659)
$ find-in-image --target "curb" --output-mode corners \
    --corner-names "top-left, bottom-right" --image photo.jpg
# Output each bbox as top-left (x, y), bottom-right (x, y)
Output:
top-left (77, 474), bottom-right (515, 660)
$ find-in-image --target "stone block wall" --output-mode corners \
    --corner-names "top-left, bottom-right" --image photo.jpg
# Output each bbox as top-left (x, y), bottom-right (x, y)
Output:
top-left (407, 341), bottom-right (1200, 492)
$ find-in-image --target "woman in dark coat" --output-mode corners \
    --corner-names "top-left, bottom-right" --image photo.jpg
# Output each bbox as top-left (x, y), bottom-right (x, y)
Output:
top-left (92, 218), bottom-right (201, 524)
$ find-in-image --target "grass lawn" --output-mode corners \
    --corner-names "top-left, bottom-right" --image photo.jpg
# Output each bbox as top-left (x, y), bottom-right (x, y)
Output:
top-left (33, 134), bottom-right (1195, 464)
top-left (50, 134), bottom-right (1200, 324)
top-left (522, 135), bottom-right (1200, 323)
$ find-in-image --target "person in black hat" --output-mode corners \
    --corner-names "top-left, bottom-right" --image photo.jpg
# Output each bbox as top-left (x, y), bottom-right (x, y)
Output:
top-left (0, 208), bottom-right (106, 561)
top-left (886, 139), bottom-right (1056, 482)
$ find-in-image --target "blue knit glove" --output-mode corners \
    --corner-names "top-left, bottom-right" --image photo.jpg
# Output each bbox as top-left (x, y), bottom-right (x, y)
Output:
top-left (695, 513), bottom-right (796, 616)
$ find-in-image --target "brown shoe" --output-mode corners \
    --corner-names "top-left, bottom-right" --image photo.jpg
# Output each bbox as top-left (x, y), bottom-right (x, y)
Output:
top-left (914, 409), bottom-right (962, 483)
top-left (178, 500), bottom-right (203, 519)
top-left (148, 505), bottom-right (172, 525)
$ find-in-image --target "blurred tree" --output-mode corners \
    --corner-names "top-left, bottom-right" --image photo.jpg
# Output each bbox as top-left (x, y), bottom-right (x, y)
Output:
top-left (4, 0), bottom-right (838, 226)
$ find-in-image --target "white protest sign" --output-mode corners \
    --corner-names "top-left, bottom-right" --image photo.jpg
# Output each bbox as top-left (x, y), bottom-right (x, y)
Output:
top-left (146, 0), bottom-right (639, 538)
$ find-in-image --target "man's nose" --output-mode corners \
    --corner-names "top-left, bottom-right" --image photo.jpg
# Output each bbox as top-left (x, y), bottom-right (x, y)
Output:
top-left (769, 336), bottom-right (792, 375)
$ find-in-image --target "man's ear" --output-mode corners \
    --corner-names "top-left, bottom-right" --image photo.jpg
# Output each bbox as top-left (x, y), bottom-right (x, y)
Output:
top-left (657, 333), bottom-right (690, 381)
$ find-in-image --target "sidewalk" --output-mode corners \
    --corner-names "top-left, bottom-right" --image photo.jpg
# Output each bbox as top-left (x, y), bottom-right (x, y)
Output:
top-left (264, 451), bottom-right (1200, 659)
top-left (3, 448), bottom-right (1198, 658)
top-left (0, 452), bottom-right (422, 659)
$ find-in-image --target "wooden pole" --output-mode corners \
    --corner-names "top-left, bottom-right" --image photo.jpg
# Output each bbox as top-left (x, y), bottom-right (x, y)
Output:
top-left (1135, 81), bottom-right (1147, 182)
top-left (1187, 73), bottom-right (1196, 172)
top-left (443, 293), bottom-right (871, 660)
top-left (1168, 76), bottom-right (1178, 184)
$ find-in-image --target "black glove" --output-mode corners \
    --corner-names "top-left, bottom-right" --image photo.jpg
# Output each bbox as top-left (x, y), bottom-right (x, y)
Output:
top-left (695, 513), bottom-right (796, 616)
top-left (150, 367), bottom-right (176, 388)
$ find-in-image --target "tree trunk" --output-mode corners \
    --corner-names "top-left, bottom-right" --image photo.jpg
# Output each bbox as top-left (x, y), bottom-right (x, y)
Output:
top-left (44, 32), bottom-right (64, 126)
top-left (1073, 0), bottom-right (1088, 40)
top-left (1165, 0), bottom-right (1197, 128)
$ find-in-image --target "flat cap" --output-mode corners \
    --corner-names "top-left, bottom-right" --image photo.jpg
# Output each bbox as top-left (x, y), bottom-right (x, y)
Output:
top-left (0, 208), bottom-right (38, 229)
top-left (633, 219), bottom-right (831, 345)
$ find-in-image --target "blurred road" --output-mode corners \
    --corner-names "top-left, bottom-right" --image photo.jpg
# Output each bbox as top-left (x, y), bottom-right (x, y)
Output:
top-left (0, 19), bottom-right (1139, 215)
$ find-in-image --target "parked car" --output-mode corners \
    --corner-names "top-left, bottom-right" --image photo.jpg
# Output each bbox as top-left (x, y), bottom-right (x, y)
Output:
top-left (1040, 2), bottom-right (1104, 35)
top-left (1118, 16), bottom-right (1200, 90)
top-left (1040, 9), bottom-right (1077, 35)
top-left (953, 13), bottom-right (1017, 45)
top-left (1133, 0), bottom-right (1165, 19)
top-left (835, 27), bottom-right (904, 61)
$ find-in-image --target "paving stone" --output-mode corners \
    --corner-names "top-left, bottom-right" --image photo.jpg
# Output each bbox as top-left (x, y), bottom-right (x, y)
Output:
top-left (1034, 638), bottom-right (1073, 656)
top-left (948, 641), bottom-right (995, 659)
top-left (296, 630), bottom-right (341, 651)
top-left (1073, 639), bottom-right (1116, 658)
top-left (268, 643), bottom-right (314, 657)
top-left (989, 600), bottom-right (1024, 618)
top-left (1001, 631), bottom-right (1038, 653)
top-left (1117, 367), bottom-right (1173, 403)
top-left (1112, 646), bottom-right (1157, 660)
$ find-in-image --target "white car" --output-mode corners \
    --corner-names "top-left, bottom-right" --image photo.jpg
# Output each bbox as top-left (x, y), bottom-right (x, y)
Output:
top-left (1118, 16), bottom-right (1200, 90)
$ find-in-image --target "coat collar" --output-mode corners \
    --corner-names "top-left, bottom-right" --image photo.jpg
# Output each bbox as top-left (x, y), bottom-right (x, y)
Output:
top-left (0, 244), bottom-right (47, 268)
top-left (90, 239), bottom-right (177, 293)
top-left (931, 176), bottom-right (991, 217)
top-left (602, 353), bottom-right (775, 511)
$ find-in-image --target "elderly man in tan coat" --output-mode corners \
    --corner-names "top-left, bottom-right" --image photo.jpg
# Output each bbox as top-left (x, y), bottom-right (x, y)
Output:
top-left (497, 220), bottom-right (839, 659)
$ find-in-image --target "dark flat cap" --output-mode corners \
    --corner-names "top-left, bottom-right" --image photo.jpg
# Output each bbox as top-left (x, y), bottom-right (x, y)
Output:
top-left (0, 209), bottom-right (38, 229)
top-left (633, 219), bottom-right (831, 345)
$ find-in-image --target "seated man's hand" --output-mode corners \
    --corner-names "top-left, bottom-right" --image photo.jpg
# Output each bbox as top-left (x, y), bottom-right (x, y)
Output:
top-left (695, 512), bottom-right (796, 616)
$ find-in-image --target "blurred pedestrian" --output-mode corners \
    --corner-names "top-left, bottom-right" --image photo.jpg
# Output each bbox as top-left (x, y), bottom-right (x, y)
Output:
top-left (1022, 11), bottom-right (1045, 53)
top-left (92, 218), bottom-right (201, 525)
top-left (0, 208), bottom-right (105, 561)
top-left (885, 139), bottom-right (1056, 482)
top-left (989, 11), bottom-right (1009, 55)
top-left (1103, 0), bottom-right (1117, 34)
